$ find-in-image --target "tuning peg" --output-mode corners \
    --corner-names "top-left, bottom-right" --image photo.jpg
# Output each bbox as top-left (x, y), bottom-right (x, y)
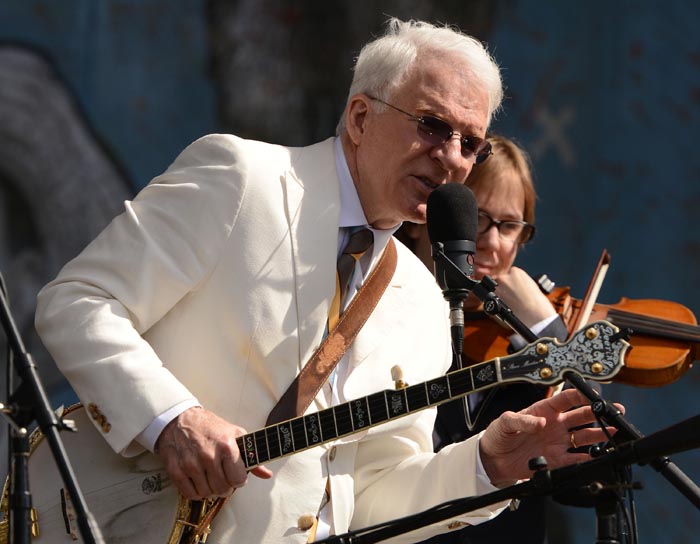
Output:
top-left (610, 327), bottom-right (632, 343)
top-left (536, 274), bottom-right (555, 294)
top-left (391, 365), bottom-right (408, 389)
top-left (585, 326), bottom-right (599, 340)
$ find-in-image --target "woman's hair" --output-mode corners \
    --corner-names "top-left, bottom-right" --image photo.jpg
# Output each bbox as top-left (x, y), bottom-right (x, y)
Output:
top-left (336, 17), bottom-right (502, 134)
top-left (467, 135), bottom-right (537, 228)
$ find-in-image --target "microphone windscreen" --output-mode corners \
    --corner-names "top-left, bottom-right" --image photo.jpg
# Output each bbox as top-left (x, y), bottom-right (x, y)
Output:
top-left (426, 183), bottom-right (478, 243)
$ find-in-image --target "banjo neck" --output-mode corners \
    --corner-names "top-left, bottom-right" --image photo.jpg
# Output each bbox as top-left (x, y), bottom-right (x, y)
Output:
top-left (238, 320), bottom-right (628, 469)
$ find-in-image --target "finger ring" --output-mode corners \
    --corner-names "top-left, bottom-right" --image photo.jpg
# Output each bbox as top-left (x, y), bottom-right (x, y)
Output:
top-left (570, 431), bottom-right (578, 449)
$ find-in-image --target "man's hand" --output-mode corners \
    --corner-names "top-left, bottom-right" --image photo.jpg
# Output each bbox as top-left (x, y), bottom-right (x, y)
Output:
top-left (155, 407), bottom-right (273, 499)
top-left (479, 389), bottom-right (622, 486)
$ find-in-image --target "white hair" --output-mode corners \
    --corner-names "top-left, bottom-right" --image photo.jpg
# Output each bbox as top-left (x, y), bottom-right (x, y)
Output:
top-left (336, 18), bottom-right (503, 134)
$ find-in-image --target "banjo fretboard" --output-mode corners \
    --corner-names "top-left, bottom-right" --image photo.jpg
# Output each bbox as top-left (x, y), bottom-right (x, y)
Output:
top-left (237, 320), bottom-right (628, 469)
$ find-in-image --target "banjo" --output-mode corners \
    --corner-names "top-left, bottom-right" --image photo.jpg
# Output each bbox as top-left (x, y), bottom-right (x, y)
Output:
top-left (0, 320), bottom-right (628, 543)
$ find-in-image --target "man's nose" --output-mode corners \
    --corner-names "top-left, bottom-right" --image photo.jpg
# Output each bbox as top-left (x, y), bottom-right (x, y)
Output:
top-left (431, 136), bottom-right (469, 174)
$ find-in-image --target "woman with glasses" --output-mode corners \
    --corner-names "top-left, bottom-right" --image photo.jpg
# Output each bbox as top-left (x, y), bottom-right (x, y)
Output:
top-left (461, 135), bottom-right (556, 330)
top-left (399, 134), bottom-right (568, 544)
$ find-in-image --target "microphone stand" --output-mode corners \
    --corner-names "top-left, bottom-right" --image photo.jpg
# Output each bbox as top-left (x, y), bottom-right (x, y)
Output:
top-left (430, 247), bottom-right (700, 540)
top-left (314, 410), bottom-right (700, 544)
top-left (0, 274), bottom-right (105, 543)
top-left (314, 458), bottom-right (630, 544)
top-left (431, 241), bottom-right (475, 428)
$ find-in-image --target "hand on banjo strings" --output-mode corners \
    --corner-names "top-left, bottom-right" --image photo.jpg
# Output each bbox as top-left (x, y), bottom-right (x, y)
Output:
top-left (155, 406), bottom-right (274, 499)
top-left (479, 388), bottom-right (624, 487)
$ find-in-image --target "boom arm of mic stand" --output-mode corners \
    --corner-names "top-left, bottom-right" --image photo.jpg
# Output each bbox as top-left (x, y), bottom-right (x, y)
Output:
top-left (432, 250), bottom-right (700, 509)
top-left (314, 477), bottom-right (548, 544)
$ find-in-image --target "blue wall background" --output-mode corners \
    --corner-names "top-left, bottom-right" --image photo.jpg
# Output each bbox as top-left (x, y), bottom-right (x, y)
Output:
top-left (489, 3), bottom-right (700, 541)
top-left (0, 0), bottom-right (216, 187)
top-left (1, 1), bottom-right (698, 542)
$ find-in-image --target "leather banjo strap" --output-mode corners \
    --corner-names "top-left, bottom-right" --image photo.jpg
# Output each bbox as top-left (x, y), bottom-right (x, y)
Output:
top-left (266, 238), bottom-right (397, 426)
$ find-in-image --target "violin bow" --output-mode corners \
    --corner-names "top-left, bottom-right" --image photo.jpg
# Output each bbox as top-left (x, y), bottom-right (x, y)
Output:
top-left (567, 249), bottom-right (611, 336)
top-left (544, 249), bottom-right (610, 398)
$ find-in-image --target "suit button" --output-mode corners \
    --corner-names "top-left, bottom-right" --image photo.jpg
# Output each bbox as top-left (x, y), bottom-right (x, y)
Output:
top-left (297, 514), bottom-right (316, 531)
top-left (329, 446), bottom-right (337, 462)
top-left (447, 521), bottom-right (468, 530)
top-left (101, 422), bottom-right (112, 433)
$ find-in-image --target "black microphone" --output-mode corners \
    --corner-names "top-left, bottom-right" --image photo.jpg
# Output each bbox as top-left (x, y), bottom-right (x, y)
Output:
top-left (426, 183), bottom-right (478, 358)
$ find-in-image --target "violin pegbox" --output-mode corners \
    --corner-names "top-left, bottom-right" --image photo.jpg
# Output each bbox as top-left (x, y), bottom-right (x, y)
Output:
top-left (499, 320), bottom-right (630, 385)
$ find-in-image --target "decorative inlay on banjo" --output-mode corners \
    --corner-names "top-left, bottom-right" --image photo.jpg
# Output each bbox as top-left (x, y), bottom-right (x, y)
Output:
top-left (0, 320), bottom-right (628, 543)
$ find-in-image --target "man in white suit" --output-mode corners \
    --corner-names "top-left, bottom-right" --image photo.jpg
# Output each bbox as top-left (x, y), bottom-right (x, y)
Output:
top-left (35, 18), bottom-right (613, 543)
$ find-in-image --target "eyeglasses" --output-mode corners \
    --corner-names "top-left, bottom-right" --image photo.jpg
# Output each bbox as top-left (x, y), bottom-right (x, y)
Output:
top-left (367, 96), bottom-right (492, 164)
top-left (477, 210), bottom-right (535, 243)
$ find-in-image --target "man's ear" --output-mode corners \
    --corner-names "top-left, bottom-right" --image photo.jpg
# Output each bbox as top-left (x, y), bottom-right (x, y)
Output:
top-left (345, 94), bottom-right (372, 145)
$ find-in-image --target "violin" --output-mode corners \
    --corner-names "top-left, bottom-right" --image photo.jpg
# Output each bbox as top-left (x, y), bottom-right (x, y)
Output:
top-left (461, 287), bottom-right (699, 387)
top-left (550, 286), bottom-right (699, 386)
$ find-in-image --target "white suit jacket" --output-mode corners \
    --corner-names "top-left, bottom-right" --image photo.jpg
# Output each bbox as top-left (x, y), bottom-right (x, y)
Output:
top-left (36, 135), bottom-right (506, 543)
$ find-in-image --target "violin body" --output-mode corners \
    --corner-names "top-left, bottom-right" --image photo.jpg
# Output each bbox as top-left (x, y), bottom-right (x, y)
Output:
top-left (462, 313), bottom-right (512, 365)
top-left (463, 287), bottom-right (698, 387)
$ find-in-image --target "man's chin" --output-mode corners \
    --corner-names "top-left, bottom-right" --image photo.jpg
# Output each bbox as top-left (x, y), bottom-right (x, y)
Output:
top-left (410, 203), bottom-right (428, 224)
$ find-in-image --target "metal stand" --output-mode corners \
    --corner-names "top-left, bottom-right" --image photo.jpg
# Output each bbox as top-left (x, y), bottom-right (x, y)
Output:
top-left (7, 427), bottom-right (31, 544)
top-left (314, 412), bottom-right (700, 544)
top-left (427, 247), bottom-right (700, 542)
top-left (0, 274), bottom-right (104, 543)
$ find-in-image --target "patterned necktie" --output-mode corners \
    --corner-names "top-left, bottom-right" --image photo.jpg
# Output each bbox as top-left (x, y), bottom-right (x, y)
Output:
top-left (328, 227), bottom-right (374, 331)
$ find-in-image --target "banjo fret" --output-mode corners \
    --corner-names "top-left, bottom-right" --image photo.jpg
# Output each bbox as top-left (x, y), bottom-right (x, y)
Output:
top-left (350, 398), bottom-right (370, 430)
top-left (318, 407), bottom-right (337, 442)
top-left (446, 363), bottom-right (473, 397)
top-left (405, 382), bottom-right (430, 411)
top-left (265, 425), bottom-right (282, 460)
top-left (366, 390), bottom-right (390, 425)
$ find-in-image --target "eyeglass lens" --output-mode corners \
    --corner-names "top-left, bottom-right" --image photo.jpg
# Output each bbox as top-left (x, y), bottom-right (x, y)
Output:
top-left (478, 212), bottom-right (531, 242)
top-left (416, 117), bottom-right (492, 164)
top-left (368, 96), bottom-right (492, 164)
